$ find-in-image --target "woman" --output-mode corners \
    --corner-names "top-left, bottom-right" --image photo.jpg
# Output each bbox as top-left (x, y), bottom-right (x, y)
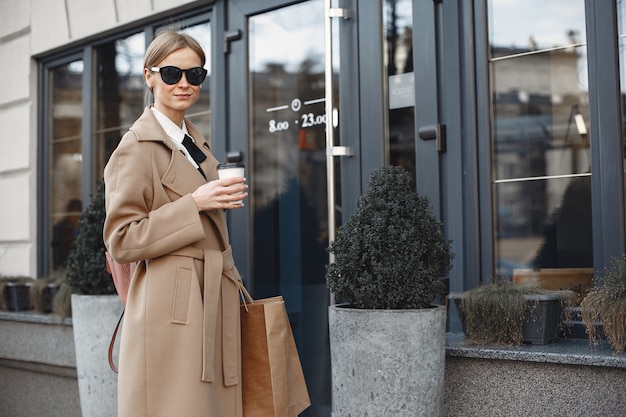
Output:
top-left (103, 30), bottom-right (248, 417)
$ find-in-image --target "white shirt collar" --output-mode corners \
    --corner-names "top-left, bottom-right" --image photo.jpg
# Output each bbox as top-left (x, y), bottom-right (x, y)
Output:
top-left (150, 107), bottom-right (199, 168)
top-left (150, 106), bottom-right (190, 144)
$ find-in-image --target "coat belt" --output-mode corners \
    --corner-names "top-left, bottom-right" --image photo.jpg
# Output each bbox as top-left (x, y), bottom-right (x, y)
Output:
top-left (168, 245), bottom-right (240, 385)
top-left (201, 246), bottom-right (241, 386)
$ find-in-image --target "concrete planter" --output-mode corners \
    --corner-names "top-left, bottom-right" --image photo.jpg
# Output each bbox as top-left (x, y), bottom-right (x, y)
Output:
top-left (71, 294), bottom-right (123, 417)
top-left (329, 304), bottom-right (446, 417)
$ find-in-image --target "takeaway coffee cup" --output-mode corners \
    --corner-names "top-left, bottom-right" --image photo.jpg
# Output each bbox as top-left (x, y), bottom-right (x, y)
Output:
top-left (217, 161), bottom-right (245, 204)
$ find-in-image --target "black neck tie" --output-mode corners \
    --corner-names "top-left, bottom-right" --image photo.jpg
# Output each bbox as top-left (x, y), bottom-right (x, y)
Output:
top-left (182, 134), bottom-right (207, 179)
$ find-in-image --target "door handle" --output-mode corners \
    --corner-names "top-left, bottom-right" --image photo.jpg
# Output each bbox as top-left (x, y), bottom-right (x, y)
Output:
top-left (327, 146), bottom-right (354, 157)
top-left (418, 123), bottom-right (446, 153)
top-left (224, 29), bottom-right (242, 54)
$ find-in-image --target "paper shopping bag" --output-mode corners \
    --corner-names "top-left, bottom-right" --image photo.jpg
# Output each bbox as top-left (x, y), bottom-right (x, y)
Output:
top-left (240, 294), bottom-right (311, 417)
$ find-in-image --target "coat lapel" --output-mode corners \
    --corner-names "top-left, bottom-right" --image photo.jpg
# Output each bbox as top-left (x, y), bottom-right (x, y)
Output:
top-left (130, 107), bottom-right (211, 198)
top-left (129, 107), bottom-right (231, 250)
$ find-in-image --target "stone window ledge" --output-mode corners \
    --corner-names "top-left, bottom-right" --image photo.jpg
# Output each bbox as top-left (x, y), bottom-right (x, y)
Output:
top-left (3, 313), bottom-right (625, 369)
top-left (0, 310), bottom-right (72, 326)
top-left (446, 332), bottom-right (626, 369)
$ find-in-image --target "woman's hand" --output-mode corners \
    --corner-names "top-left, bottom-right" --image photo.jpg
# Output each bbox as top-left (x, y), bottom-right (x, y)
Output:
top-left (191, 177), bottom-right (248, 211)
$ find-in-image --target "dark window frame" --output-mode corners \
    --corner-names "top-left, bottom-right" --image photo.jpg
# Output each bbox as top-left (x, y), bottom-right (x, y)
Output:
top-left (37, 9), bottom-right (214, 277)
top-left (465, 0), bottom-right (625, 286)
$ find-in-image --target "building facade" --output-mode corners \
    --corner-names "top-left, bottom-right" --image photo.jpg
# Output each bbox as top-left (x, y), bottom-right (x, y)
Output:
top-left (1, 0), bottom-right (626, 416)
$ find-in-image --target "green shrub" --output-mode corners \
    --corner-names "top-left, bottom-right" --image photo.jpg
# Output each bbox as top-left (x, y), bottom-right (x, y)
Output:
top-left (326, 165), bottom-right (453, 309)
top-left (65, 182), bottom-right (115, 295)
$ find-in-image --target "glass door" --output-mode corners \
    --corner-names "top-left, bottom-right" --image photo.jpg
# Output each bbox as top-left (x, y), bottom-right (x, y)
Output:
top-left (224, 1), bottom-right (445, 412)
top-left (248, 8), bottom-right (331, 416)
top-left (225, 1), bottom-right (353, 415)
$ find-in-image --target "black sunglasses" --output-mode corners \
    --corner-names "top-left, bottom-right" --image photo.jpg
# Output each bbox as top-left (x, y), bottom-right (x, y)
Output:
top-left (150, 66), bottom-right (207, 86)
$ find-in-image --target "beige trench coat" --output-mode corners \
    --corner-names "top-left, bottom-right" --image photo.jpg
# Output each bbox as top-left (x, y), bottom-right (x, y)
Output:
top-left (103, 107), bottom-right (243, 417)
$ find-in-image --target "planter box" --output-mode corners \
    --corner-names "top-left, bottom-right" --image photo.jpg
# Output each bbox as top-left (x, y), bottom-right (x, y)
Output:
top-left (42, 283), bottom-right (60, 313)
top-left (561, 306), bottom-right (609, 340)
top-left (4, 282), bottom-right (32, 311)
top-left (450, 293), bottom-right (562, 345)
top-left (522, 294), bottom-right (561, 345)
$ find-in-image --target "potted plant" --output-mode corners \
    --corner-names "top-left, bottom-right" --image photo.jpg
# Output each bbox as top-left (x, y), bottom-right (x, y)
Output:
top-left (65, 181), bottom-right (121, 417)
top-left (326, 165), bottom-right (453, 417)
top-left (51, 280), bottom-right (74, 318)
top-left (450, 280), bottom-right (576, 345)
top-left (29, 270), bottom-right (65, 314)
top-left (581, 255), bottom-right (626, 354)
top-left (0, 276), bottom-right (34, 311)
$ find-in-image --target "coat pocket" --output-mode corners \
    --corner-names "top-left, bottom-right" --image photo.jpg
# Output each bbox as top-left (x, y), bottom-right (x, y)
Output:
top-left (170, 266), bottom-right (192, 324)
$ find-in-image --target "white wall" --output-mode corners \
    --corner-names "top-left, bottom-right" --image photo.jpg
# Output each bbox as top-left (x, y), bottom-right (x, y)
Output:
top-left (0, 0), bottom-right (203, 277)
top-left (0, 0), bottom-right (36, 277)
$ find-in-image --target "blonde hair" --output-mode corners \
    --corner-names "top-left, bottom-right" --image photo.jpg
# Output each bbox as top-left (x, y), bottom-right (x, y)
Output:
top-left (144, 29), bottom-right (206, 102)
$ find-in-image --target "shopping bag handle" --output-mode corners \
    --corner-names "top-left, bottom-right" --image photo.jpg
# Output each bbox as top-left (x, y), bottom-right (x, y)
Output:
top-left (239, 282), bottom-right (254, 311)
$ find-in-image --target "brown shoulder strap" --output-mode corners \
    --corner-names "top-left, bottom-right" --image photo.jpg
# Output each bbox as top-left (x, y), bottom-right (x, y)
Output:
top-left (108, 309), bottom-right (124, 373)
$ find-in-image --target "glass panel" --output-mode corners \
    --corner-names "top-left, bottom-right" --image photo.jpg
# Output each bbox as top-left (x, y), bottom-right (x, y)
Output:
top-left (489, 0), bottom-right (592, 277)
top-left (619, 1), bottom-right (626, 245)
top-left (49, 60), bottom-right (84, 271)
top-left (95, 32), bottom-right (146, 177)
top-left (179, 22), bottom-right (211, 133)
top-left (96, 23), bottom-right (211, 176)
top-left (249, 1), bottom-right (330, 416)
top-left (384, 0), bottom-right (415, 176)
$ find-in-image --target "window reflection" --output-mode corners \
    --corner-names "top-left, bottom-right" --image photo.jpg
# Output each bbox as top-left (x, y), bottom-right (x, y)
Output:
top-left (44, 18), bottom-right (212, 275)
top-left (489, 0), bottom-right (592, 276)
top-left (178, 23), bottom-right (211, 133)
top-left (96, 23), bottom-right (211, 176)
top-left (49, 60), bottom-right (83, 271)
top-left (95, 32), bottom-right (146, 176)
top-left (384, 0), bottom-right (415, 176)
top-left (249, 2), bottom-right (330, 416)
